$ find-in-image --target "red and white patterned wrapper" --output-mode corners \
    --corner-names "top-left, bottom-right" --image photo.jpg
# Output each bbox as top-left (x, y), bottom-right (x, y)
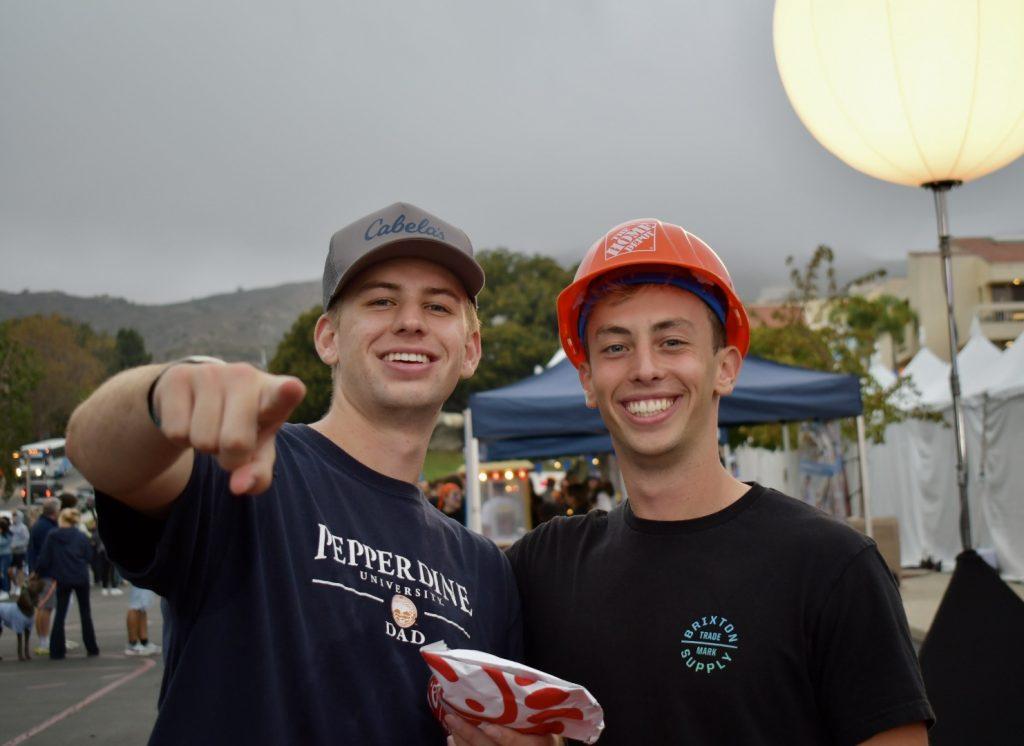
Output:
top-left (421, 641), bottom-right (604, 743)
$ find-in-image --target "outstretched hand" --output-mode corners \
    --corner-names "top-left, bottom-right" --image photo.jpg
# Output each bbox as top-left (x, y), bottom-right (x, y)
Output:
top-left (152, 362), bottom-right (306, 495)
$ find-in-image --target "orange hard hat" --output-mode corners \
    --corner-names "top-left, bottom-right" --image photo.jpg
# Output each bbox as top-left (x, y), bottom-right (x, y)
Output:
top-left (557, 219), bottom-right (750, 367)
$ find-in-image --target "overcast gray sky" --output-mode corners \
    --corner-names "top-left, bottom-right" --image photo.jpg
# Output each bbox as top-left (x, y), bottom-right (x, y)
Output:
top-left (2, 1), bottom-right (1022, 304)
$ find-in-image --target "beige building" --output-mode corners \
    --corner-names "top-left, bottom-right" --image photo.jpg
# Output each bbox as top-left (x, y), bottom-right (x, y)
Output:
top-left (907, 237), bottom-right (1024, 362)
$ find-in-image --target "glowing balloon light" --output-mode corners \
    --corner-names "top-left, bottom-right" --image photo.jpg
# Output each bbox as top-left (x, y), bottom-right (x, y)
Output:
top-left (774, 0), bottom-right (1024, 187)
top-left (774, 0), bottom-right (1024, 553)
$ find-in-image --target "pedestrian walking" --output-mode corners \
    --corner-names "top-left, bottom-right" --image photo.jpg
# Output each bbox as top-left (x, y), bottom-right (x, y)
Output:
top-left (34, 508), bottom-right (100, 660)
top-left (27, 497), bottom-right (59, 654)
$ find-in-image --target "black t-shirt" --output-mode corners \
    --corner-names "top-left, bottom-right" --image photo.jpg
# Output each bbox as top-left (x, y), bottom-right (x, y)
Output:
top-left (506, 483), bottom-right (933, 745)
top-left (98, 423), bottom-right (522, 745)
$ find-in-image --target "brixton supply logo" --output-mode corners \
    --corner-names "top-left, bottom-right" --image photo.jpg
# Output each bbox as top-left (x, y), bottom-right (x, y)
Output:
top-left (604, 222), bottom-right (657, 260)
top-left (680, 614), bottom-right (739, 674)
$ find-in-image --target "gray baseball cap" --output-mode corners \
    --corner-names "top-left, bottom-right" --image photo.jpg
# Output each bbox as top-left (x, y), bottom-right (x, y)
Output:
top-left (322, 201), bottom-right (485, 309)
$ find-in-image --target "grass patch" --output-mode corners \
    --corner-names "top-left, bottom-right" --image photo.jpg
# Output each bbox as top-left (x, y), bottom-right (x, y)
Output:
top-left (423, 450), bottom-right (464, 481)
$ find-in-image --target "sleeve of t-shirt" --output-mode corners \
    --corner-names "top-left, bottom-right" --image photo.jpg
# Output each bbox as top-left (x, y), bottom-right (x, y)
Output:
top-left (96, 453), bottom-right (231, 609)
top-left (812, 545), bottom-right (935, 745)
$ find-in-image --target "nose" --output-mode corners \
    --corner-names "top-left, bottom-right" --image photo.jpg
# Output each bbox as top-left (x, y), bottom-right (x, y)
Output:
top-left (629, 343), bottom-right (664, 384)
top-left (390, 302), bottom-right (428, 336)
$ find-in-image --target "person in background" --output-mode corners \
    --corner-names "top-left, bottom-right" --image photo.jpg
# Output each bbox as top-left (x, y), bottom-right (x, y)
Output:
top-left (563, 482), bottom-right (591, 517)
top-left (9, 511), bottom-right (30, 594)
top-left (95, 529), bottom-right (118, 596)
top-left (124, 584), bottom-right (161, 656)
top-left (27, 497), bottom-right (59, 654)
top-left (0, 517), bottom-right (12, 601)
top-left (534, 479), bottom-right (563, 525)
top-left (34, 508), bottom-right (100, 659)
top-left (592, 480), bottom-right (616, 513)
top-left (437, 481), bottom-right (466, 525)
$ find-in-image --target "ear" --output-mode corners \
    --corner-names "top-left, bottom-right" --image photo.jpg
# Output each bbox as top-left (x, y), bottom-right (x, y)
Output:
top-left (714, 346), bottom-right (743, 397)
top-left (460, 327), bottom-right (482, 380)
top-left (313, 313), bottom-right (340, 366)
top-left (578, 361), bottom-right (598, 409)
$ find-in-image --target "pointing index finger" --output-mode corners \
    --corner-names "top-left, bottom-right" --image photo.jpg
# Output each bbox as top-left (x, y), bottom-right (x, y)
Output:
top-left (258, 376), bottom-right (307, 426)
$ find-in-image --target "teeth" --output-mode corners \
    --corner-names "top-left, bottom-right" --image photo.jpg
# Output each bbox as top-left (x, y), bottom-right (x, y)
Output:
top-left (625, 398), bottom-right (674, 417)
top-left (385, 352), bottom-right (430, 364)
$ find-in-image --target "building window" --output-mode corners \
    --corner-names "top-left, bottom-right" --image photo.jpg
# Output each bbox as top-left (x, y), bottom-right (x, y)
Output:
top-left (990, 281), bottom-right (1024, 303)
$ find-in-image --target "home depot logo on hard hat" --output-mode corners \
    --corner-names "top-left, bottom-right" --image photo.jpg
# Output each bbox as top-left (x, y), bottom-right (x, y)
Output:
top-left (604, 221), bottom-right (657, 259)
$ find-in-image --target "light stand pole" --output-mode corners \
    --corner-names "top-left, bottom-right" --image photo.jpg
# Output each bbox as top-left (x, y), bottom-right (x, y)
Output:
top-left (923, 179), bottom-right (971, 551)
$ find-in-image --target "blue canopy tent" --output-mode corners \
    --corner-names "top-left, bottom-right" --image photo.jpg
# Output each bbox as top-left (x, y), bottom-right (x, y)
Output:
top-left (463, 355), bottom-right (868, 535)
top-left (468, 355), bottom-right (863, 460)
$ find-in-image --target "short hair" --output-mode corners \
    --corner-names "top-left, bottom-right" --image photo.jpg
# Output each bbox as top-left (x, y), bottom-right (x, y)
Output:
top-left (583, 274), bottom-right (726, 354)
top-left (58, 508), bottom-right (81, 528)
top-left (41, 497), bottom-right (60, 516)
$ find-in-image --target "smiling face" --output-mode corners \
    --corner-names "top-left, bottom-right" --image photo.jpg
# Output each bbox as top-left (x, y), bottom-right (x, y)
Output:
top-left (578, 284), bottom-right (741, 465)
top-left (314, 257), bottom-right (481, 417)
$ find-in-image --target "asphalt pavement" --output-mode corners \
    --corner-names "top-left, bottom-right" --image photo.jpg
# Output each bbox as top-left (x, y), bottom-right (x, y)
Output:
top-left (0, 587), bottom-right (162, 746)
top-left (2, 568), bottom-right (1021, 745)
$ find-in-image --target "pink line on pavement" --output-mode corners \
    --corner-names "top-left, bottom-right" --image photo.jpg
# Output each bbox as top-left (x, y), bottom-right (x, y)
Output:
top-left (3, 658), bottom-right (157, 746)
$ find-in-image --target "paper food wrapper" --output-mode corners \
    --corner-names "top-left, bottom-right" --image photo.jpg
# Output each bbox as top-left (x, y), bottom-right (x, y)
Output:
top-left (421, 641), bottom-right (604, 743)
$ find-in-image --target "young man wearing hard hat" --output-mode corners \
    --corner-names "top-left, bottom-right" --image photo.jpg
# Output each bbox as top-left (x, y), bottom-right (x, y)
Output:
top-left (454, 220), bottom-right (933, 745)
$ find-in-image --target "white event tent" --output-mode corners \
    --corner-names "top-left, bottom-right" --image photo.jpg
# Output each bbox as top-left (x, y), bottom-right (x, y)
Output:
top-left (867, 330), bottom-right (1024, 579)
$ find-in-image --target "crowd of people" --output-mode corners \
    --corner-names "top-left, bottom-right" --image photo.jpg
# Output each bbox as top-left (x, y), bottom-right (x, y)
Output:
top-left (423, 470), bottom-right (617, 530)
top-left (0, 494), bottom-right (162, 661)
top-left (531, 474), bottom-right (616, 523)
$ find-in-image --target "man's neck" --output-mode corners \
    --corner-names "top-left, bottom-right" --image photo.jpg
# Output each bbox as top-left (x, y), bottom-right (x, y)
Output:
top-left (618, 436), bottom-right (749, 521)
top-left (310, 395), bottom-right (437, 485)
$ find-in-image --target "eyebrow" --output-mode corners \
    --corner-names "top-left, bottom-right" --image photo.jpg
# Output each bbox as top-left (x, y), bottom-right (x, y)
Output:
top-left (593, 317), bottom-right (695, 337)
top-left (652, 318), bottom-right (695, 333)
top-left (356, 281), bottom-right (462, 303)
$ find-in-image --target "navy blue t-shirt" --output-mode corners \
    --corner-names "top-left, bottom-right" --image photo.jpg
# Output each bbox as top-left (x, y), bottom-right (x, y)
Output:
top-left (98, 423), bottom-right (522, 745)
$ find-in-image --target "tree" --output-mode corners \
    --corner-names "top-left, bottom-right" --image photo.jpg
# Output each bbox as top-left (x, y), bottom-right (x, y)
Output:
top-left (110, 328), bottom-right (153, 373)
top-left (0, 325), bottom-right (42, 494)
top-left (736, 245), bottom-right (936, 449)
top-left (4, 315), bottom-right (110, 439)
top-left (448, 249), bottom-right (574, 410)
top-left (268, 306), bottom-right (331, 424)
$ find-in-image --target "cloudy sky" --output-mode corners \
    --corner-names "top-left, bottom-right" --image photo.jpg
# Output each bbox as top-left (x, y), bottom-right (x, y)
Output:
top-left (2, 1), bottom-right (1022, 304)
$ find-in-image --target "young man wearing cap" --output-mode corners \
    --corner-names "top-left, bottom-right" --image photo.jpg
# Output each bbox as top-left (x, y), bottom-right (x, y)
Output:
top-left (67, 202), bottom-right (522, 744)
top-left (455, 221), bottom-right (932, 745)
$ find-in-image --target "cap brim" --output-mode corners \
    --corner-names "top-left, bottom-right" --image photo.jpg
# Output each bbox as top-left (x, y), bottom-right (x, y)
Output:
top-left (325, 237), bottom-right (485, 309)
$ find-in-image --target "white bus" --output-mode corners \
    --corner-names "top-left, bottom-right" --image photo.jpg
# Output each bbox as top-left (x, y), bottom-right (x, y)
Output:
top-left (13, 438), bottom-right (68, 500)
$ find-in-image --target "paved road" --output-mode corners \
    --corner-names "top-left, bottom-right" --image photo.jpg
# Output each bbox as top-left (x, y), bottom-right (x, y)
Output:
top-left (3, 566), bottom-right (1021, 744)
top-left (0, 587), bottom-right (162, 746)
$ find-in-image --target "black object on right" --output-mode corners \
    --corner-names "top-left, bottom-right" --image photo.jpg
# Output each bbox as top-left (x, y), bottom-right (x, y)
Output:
top-left (919, 550), bottom-right (1024, 745)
